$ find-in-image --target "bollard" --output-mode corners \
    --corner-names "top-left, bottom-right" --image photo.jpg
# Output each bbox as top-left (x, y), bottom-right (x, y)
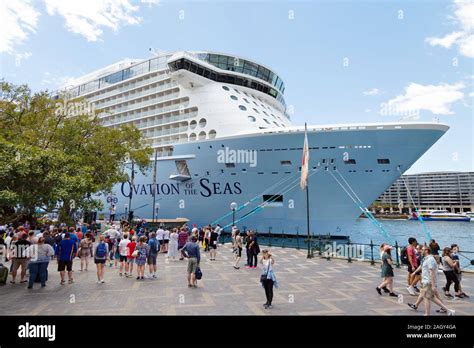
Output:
top-left (370, 240), bottom-right (375, 265)
top-left (296, 227), bottom-right (300, 250)
top-left (347, 238), bottom-right (352, 263)
top-left (395, 241), bottom-right (400, 268)
top-left (268, 227), bottom-right (272, 247)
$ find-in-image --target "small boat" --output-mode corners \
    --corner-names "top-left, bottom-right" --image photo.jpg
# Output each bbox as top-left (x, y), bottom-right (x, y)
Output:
top-left (466, 212), bottom-right (474, 221)
top-left (409, 210), bottom-right (471, 222)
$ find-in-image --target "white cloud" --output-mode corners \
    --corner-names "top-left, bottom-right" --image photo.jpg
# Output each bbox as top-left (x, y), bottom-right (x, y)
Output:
top-left (14, 52), bottom-right (32, 67)
top-left (0, 0), bottom-right (40, 53)
top-left (43, 0), bottom-right (151, 42)
top-left (382, 82), bottom-right (465, 116)
top-left (425, 31), bottom-right (464, 48)
top-left (41, 72), bottom-right (80, 90)
top-left (425, 0), bottom-right (474, 58)
top-left (469, 92), bottom-right (474, 97)
top-left (362, 88), bottom-right (380, 96)
top-left (364, 108), bottom-right (372, 113)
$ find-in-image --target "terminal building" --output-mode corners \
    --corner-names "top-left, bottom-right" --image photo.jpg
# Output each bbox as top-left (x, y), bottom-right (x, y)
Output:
top-left (374, 171), bottom-right (474, 213)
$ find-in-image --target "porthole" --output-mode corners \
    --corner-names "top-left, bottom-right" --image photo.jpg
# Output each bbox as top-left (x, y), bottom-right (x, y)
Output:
top-left (198, 131), bottom-right (206, 140)
top-left (234, 89), bottom-right (240, 94)
top-left (222, 86), bottom-right (230, 91)
top-left (209, 129), bottom-right (217, 138)
top-left (189, 133), bottom-right (197, 141)
top-left (263, 118), bottom-right (270, 124)
top-left (248, 116), bottom-right (256, 122)
top-left (243, 98), bottom-right (250, 104)
top-left (239, 105), bottom-right (247, 111)
top-left (199, 118), bottom-right (207, 127)
top-left (230, 95), bottom-right (238, 101)
top-left (253, 108), bottom-right (260, 114)
top-left (190, 120), bottom-right (197, 129)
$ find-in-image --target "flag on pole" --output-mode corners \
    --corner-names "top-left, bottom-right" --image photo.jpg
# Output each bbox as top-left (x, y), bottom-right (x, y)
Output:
top-left (300, 123), bottom-right (309, 190)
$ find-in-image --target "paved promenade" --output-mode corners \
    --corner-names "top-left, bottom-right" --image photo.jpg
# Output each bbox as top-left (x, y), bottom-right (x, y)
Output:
top-left (1, 244), bottom-right (473, 315)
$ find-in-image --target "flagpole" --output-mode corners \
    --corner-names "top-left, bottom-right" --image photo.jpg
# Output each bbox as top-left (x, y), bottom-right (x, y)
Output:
top-left (304, 123), bottom-right (312, 258)
top-left (152, 149), bottom-right (158, 223)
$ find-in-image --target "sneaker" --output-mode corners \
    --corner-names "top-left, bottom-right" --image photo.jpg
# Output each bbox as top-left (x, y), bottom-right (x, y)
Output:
top-left (448, 309), bottom-right (455, 316)
top-left (27, 285), bottom-right (33, 289)
top-left (41, 284), bottom-right (46, 288)
top-left (462, 292), bottom-right (469, 298)
top-left (97, 280), bottom-right (101, 284)
top-left (407, 286), bottom-right (416, 296)
top-left (152, 274), bottom-right (157, 279)
top-left (389, 292), bottom-right (398, 297)
top-left (382, 287), bottom-right (390, 293)
top-left (101, 280), bottom-right (105, 283)
top-left (376, 287), bottom-right (382, 295)
top-left (408, 303), bottom-right (418, 311)
top-left (188, 284), bottom-right (192, 288)
top-left (413, 286), bottom-right (420, 293)
top-left (266, 304), bottom-right (273, 309)
top-left (119, 273), bottom-right (122, 277)
top-left (68, 279), bottom-right (74, 284)
top-left (233, 266), bottom-right (240, 270)
top-left (436, 308), bottom-right (447, 313)
top-left (445, 293), bottom-right (454, 298)
top-left (245, 266), bottom-right (251, 269)
top-left (60, 280), bottom-right (65, 285)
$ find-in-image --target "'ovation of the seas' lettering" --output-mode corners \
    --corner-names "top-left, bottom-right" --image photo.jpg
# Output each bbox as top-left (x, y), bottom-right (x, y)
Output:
top-left (121, 178), bottom-right (242, 198)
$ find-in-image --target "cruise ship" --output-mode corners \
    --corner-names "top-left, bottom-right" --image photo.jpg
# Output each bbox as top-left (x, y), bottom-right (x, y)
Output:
top-left (61, 51), bottom-right (449, 235)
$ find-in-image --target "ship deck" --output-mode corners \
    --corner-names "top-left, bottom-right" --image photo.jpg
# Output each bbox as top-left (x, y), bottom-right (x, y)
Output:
top-left (1, 243), bottom-right (473, 315)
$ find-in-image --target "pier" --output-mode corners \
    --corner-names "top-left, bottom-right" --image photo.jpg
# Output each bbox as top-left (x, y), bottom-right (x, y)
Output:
top-left (1, 243), bottom-right (472, 315)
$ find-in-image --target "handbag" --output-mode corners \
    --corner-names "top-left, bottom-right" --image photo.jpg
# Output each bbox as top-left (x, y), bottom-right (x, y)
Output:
top-left (131, 249), bottom-right (139, 258)
top-left (260, 260), bottom-right (271, 283)
top-left (195, 266), bottom-right (202, 280)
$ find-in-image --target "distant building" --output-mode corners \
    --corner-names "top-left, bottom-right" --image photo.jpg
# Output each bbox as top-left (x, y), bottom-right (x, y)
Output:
top-left (374, 172), bottom-right (474, 213)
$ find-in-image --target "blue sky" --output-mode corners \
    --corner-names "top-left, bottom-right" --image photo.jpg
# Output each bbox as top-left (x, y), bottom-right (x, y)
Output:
top-left (1, 0), bottom-right (473, 174)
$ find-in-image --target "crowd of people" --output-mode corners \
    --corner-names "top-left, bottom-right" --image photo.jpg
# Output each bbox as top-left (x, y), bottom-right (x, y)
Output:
top-left (0, 220), bottom-right (278, 309)
top-left (376, 237), bottom-right (469, 316)
top-left (1, 220), bottom-right (470, 314)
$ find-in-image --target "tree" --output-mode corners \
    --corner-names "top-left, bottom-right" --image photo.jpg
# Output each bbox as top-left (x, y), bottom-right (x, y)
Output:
top-left (0, 81), bottom-right (152, 225)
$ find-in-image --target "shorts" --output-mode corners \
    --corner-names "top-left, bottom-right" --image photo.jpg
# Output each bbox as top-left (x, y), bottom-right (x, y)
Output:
top-left (12, 259), bottom-right (28, 272)
top-left (58, 260), bottom-right (73, 272)
top-left (187, 257), bottom-right (198, 274)
top-left (127, 258), bottom-right (135, 264)
top-left (163, 239), bottom-right (169, 244)
top-left (420, 283), bottom-right (434, 300)
top-left (147, 255), bottom-right (157, 265)
top-left (407, 264), bottom-right (418, 273)
top-left (94, 258), bottom-right (106, 264)
top-left (233, 247), bottom-right (242, 257)
top-left (209, 242), bottom-right (217, 250)
top-left (119, 255), bottom-right (127, 262)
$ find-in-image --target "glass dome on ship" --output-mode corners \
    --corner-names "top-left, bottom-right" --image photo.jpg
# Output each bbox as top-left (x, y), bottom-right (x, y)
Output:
top-left (60, 51), bottom-right (449, 235)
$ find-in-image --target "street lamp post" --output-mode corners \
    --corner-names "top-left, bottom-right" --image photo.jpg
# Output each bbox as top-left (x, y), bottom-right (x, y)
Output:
top-left (124, 204), bottom-right (128, 222)
top-left (230, 202), bottom-right (238, 228)
top-left (155, 203), bottom-right (160, 224)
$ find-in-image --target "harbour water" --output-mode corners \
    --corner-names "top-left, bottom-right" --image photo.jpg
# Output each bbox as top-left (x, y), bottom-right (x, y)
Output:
top-left (229, 218), bottom-right (474, 270)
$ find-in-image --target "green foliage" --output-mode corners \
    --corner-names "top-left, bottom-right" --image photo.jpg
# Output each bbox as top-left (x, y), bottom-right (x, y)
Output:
top-left (0, 81), bottom-right (152, 224)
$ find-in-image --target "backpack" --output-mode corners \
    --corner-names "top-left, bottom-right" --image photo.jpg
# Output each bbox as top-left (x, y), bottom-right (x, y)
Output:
top-left (96, 242), bottom-right (107, 258)
top-left (149, 239), bottom-right (158, 254)
top-left (400, 246), bottom-right (408, 265)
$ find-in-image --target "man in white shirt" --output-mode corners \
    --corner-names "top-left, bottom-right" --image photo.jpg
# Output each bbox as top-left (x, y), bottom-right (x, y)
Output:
top-left (157, 227), bottom-right (165, 253)
top-left (118, 233), bottom-right (131, 277)
top-left (418, 246), bottom-right (454, 316)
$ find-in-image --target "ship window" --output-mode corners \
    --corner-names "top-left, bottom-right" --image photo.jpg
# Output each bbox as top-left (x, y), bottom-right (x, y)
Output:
top-left (198, 131), bottom-right (206, 140)
top-left (263, 194), bottom-right (283, 206)
top-left (225, 163), bottom-right (235, 168)
top-left (209, 129), bottom-right (217, 139)
top-left (344, 159), bottom-right (356, 164)
top-left (247, 116), bottom-right (256, 122)
top-left (280, 160), bottom-right (292, 166)
top-left (230, 95), bottom-right (238, 100)
top-left (243, 98), bottom-right (250, 104)
top-left (377, 158), bottom-right (390, 164)
top-left (199, 118), bottom-right (207, 127)
top-left (189, 133), bottom-right (197, 141)
top-left (190, 120), bottom-right (197, 129)
top-left (234, 89), bottom-right (240, 94)
top-left (253, 108), bottom-right (260, 114)
top-left (263, 118), bottom-right (270, 124)
top-left (239, 105), bottom-right (247, 111)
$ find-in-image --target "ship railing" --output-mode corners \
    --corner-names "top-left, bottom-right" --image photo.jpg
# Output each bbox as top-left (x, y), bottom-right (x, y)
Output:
top-left (218, 231), bottom-right (474, 272)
